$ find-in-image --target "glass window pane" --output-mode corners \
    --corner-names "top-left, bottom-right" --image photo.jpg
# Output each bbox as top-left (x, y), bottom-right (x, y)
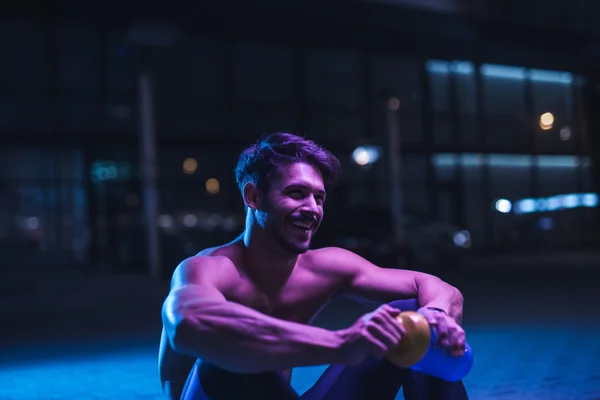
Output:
top-left (372, 56), bottom-right (422, 115)
top-left (431, 153), bottom-right (456, 182)
top-left (0, 148), bottom-right (87, 268)
top-left (105, 95), bottom-right (137, 135)
top-left (433, 119), bottom-right (452, 148)
top-left (533, 79), bottom-right (576, 153)
top-left (438, 188), bottom-right (455, 226)
top-left (482, 65), bottom-right (528, 152)
top-left (236, 109), bottom-right (297, 140)
top-left (455, 66), bottom-right (477, 147)
top-left (158, 148), bottom-right (239, 217)
top-left (234, 41), bottom-right (294, 103)
top-left (153, 38), bottom-right (227, 104)
top-left (306, 49), bottom-right (360, 109)
top-left (488, 154), bottom-right (532, 250)
top-left (427, 61), bottom-right (452, 148)
top-left (60, 95), bottom-right (100, 134)
top-left (372, 56), bottom-right (423, 144)
top-left (401, 155), bottom-right (429, 217)
top-left (105, 30), bottom-right (137, 95)
top-left (0, 18), bottom-right (50, 89)
top-left (156, 104), bottom-right (227, 137)
top-left (374, 99), bottom-right (423, 145)
top-left (426, 60), bottom-right (450, 113)
top-left (0, 92), bottom-right (53, 134)
top-left (535, 156), bottom-right (585, 249)
top-left (307, 111), bottom-right (363, 143)
top-left (460, 155), bottom-right (486, 249)
top-left (58, 23), bottom-right (100, 92)
top-left (455, 62), bottom-right (477, 117)
top-left (537, 155), bottom-right (579, 197)
top-left (427, 60), bottom-right (476, 149)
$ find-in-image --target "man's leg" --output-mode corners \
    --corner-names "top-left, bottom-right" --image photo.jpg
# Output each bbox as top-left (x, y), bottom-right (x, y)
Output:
top-left (301, 299), bottom-right (469, 400)
top-left (181, 360), bottom-right (301, 400)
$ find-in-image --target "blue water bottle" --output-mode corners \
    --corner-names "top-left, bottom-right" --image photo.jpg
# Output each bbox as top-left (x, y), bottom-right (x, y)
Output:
top-left (387, 311), bottom-right (474, 382)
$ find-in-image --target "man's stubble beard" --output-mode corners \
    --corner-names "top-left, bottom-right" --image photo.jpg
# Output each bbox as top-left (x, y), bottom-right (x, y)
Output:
top-left (277, 235), bottom-right (311, 255)
top-left (276, 223), bottom-right (321, 255)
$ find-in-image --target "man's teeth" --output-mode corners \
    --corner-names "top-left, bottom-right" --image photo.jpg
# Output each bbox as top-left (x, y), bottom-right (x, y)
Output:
top-left (291, 221), bottom-right (312, 230)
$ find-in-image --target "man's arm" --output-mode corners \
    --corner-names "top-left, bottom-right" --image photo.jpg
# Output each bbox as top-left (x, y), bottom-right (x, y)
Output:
top-left (323, 248), bottom-right (464, 324)
top-left (162, 257), bottom-right (344, 373)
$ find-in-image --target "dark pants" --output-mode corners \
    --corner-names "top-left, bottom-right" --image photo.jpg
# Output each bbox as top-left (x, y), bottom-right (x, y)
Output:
top-left (181, 299), bottom-right (469, 400)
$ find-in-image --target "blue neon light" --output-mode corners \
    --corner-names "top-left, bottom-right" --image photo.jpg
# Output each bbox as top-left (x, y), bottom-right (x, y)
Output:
top-left (427, 60), bottom-right (574, 84)
top-left (513, 193), bottom-right (598, 214)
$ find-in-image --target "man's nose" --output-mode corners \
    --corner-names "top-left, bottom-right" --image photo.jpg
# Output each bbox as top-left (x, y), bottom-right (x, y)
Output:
top-left (301, 196), bottom-right (319, 216)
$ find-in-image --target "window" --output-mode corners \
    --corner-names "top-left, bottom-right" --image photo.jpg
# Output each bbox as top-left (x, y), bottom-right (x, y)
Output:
top-left (153, 37), bottom-right (227, 104)
top-left (157, 104), bottom-right (227, 137)
top-left (371, 56), bottom-right (423, 144)
top-left (105, 30), bottom-right (137, 95)
top-left (481, 65), bottom-right (529, 152)
top-left (431, 153), bottom-right (595, 251)
top-left (158, 148), bottom-right (237, 213)
top-left (0, 148), bottom-right (87, 267)
top-left (306, 48), bottom-right (360, 109)
top-left (57, 23), bottom-right (100, 92)
top-left (233, 41), bottom-right (294, 104)
top-left (236, 109), bottom-right (297, 140)
top-left (426, 60), bottom-right (583, 155)
top-left (60, 96), bottom-right (100, 134)
top-left (0, 92), bottom-right (53, 134)
top-left (460, 155), bottom-right (486, 248)
top-left (426, 60), bottom-right (477, 148)
top-left (307, 111), bottom-right (363, 143)
top-left (0, 19), bottom-right (50, 90)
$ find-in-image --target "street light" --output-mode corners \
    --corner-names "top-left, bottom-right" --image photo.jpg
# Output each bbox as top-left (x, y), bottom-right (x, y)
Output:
top-left (539, 112), bottom-right (554, 130)
top-left (352, 146), bottom-right (381, 166)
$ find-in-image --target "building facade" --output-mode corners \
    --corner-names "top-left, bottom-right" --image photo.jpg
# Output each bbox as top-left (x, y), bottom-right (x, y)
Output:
top-left (0, 9), bottom-right (597, 272)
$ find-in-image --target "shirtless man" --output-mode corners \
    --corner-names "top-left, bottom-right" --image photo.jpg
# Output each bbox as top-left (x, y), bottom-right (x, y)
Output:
top-left (159, 133), bottom-right (468, 399)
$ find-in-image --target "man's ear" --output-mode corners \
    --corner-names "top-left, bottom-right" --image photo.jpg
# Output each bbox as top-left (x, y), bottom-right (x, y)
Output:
top-left (243, 182), bottom-right (263, 210)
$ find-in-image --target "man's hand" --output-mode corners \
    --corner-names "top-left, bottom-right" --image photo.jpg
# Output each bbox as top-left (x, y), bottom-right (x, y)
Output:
top-left (336, 305), bottom-right (406, 365)
top-left (419, 308), bottom-right (466, 358)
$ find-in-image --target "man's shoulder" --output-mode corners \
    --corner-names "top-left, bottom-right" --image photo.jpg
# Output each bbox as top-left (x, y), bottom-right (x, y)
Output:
top-left (304, 246), bottom-right (365, 275)
top-left (172, 247), bottom-right (239, 286)
top-left (182, 253), bottom-right (234, 269)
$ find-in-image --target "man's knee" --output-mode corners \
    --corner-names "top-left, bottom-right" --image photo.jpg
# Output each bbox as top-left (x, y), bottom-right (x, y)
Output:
top-left (387, 298), bottom-right (419, 311)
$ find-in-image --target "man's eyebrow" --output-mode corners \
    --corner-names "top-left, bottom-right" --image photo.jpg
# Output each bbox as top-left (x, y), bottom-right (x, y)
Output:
top-left (283, 183), bottom-right (326, 195)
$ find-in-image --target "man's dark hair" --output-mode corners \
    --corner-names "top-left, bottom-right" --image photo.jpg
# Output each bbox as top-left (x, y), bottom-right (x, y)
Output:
top-left (235, 132), bottom-right (341, 195)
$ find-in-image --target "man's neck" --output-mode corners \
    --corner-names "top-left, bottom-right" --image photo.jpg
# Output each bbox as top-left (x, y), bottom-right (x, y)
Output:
top-left (240, 228), bottom-right (298, 293)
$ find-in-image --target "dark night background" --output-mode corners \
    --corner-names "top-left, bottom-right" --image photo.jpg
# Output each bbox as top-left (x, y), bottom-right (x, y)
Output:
top-left (1, 1), bottom-right (600, 399)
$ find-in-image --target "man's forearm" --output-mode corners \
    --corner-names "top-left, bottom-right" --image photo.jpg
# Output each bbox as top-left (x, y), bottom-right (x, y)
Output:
top-left (416, 276), bottom-right (464, 324)
top-left (170, 301), bottom-right (343, 373)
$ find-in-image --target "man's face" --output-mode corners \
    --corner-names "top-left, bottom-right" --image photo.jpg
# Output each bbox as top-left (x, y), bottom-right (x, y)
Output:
top-left (257, 162), bottom-right (326, 254)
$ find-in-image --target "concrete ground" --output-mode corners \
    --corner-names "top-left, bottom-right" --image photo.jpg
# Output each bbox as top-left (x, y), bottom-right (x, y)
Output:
top-left (1, 263), bottom-right (599, 399)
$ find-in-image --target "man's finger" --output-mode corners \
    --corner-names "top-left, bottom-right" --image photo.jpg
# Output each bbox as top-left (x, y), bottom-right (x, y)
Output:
top-left (371, 311), bottom-right (405, 340)
top-left (381, 304), bottom-right (401, 316)
top-left (435, 316), bottom-right (450, 346)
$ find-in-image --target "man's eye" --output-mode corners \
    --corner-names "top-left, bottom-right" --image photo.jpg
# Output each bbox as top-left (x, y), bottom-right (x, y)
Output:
top-left (289, 190), bottom-right (303, 198)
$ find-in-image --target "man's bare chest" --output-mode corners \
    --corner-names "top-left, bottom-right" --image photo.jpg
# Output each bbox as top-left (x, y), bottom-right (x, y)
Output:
top-left (224, 269), bottom-right (340, 323)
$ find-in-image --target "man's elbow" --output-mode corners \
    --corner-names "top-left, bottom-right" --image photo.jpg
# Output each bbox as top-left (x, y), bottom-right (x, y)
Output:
top-left (162, 294), bottom-right (199, 355)
top-left (166, 315), bottom-right (199, 356)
